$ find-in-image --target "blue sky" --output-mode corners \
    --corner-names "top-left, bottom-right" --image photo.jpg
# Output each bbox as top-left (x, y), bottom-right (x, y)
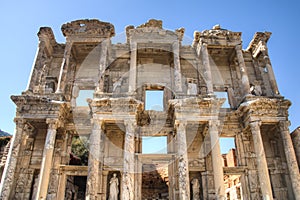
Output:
top-left (0, 0), bottom-right (299, 137)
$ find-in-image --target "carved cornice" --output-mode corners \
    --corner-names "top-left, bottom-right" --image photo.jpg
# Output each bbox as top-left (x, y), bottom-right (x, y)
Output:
top-left (38, 27), bottom-right (56, 44)
top-left (61, 19), bottom-right (115, 37)
top-left (238, 97), bottom-right (291, 123)
top-left (88, 97), bottom-right (143, 114)
top-left (11, 95), bottom-right (70, 119)
top-left (246, 32), bottom-right (271, 57)
top-left (169, 97), bottom-right (225, 117)
top-left (199, 25), bottom-right (241, 46)
top-left (126, 19), bottom-right (181, 42)
top-left (137, 19), bottom-right (163, 29)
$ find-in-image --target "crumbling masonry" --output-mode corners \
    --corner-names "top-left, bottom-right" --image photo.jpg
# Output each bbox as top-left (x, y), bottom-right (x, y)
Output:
top-left (0, 19), bottom-right (299, 199)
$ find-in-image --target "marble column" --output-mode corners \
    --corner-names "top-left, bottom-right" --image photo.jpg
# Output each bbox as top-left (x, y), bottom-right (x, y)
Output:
top-left (0, 118), bottom-right (26, 199)
top-left (176, 120), bottom-right (190, 200)
top-left (86, 119), bottom-right (103, 200)
top-left (208, 120), bottom-right (225, 199)
top-left (36, 119), bottom-right (59, 200)
top-left (249, 121), bottom-right (273, 200)
top-left (26, 41), bottom-right (46, 92)
top-left (121, 119), bottom-right (136, 200)
top-left (279, 121), bottom-right (300, 199)
top-left (200, 43), bottom-right (213, 94)
top-left (262, 51), bottom-right (279, 95)
top-left (235, 44), bottom-right (250, 97)
top-left (56, 41), bottom-right (73, 93)
top-left (172, 41), bottom-right (183, 93)
top-left (97, 39), bottom-right (109, 92)
top-left (128, 42), bottom-right (137, 93)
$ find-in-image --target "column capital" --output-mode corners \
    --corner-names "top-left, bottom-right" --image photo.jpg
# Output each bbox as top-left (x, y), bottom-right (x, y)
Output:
top-left (249, 120), bottom-right (262, 131)
top-left (46, 118), bottom-right (61, 130)
top-left (130, 41), bottom-right (137, 50)
top-left (235, 44), bottom-right (243, 51)
top-left (13, 118), bottom-right (26, 128)
top-left (278, 120), bottom-right (290, 132)
top-left (208, 120), bottom-right (220, 129)
top-left (175, 120), bottom-right (187, 128)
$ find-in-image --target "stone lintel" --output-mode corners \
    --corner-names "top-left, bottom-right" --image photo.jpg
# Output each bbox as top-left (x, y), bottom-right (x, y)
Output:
top-left (59, 165), bottom-right (88, 176)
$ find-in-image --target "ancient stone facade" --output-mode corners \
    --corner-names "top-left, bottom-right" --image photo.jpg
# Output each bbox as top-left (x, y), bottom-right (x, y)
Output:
top-left (0, 19), bottom-right (299, 199)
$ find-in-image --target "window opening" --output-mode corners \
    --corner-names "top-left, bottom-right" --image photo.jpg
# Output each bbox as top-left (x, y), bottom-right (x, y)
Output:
top-left (142, 136), bottom-right (167, 154)
top-left (145, 90), bottom-right (164, 111)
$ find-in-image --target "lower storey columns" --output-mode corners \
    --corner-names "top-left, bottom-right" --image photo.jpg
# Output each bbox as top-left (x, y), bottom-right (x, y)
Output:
top-left (36, 119), bottom-right (60, 200)
top-left (176, 120), bottom-right (190, 200)
top-left (121, 119), bottom-right (136, 200)
top-left (279, 121), bottom-right (300, 199)
top-left (0, 118), bottom-right (26, 199)
top-left (86, 119), bottom-right (103, 200)
top-left (249, 121), bottom-right (273, 200)
top-left (208, 120), bottom-right (225, 199)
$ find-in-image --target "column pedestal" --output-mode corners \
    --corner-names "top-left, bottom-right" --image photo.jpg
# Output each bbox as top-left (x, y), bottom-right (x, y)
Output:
top-left (249, 121), bottom-right (273, 200)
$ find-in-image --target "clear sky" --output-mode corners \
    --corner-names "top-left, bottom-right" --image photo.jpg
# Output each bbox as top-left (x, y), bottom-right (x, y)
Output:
top-left (0, 0), bottom-right (299, 137)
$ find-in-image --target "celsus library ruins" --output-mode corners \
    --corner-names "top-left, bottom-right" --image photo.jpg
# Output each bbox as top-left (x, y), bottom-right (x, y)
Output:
top-left (0, 19), bottom-right (299, 200)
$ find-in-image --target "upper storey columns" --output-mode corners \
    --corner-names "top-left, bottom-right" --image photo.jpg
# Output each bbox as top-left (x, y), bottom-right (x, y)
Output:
top-left (235, 44), bottom-right (251, 97)
top-left (172, 41), bottom-right (183, 93)
top-left (248, 32), bottom-right (279, 96)
top-left (128, 42), bottom-right (137, 93)
top-left (261, 48), bottom-right (279, 96)
top-left (200, 42), bottom-right (214, 94)
top-left (56, 40), bottom-right (73, 94)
